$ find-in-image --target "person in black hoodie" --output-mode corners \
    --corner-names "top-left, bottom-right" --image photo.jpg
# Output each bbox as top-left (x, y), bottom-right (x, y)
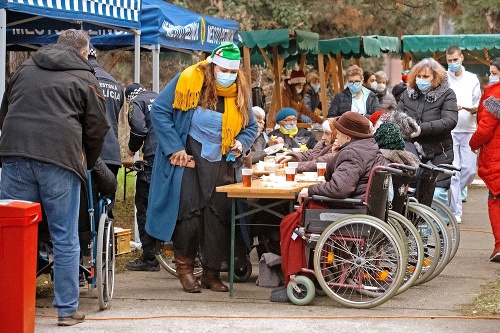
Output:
top-left (0, 29), bottom-right (108, 326)
top-left (88, 44), bottom-right (124, 219)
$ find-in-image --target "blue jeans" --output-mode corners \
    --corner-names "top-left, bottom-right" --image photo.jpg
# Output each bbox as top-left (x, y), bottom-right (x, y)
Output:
top-left (0, 157), bottom-right (81, 317)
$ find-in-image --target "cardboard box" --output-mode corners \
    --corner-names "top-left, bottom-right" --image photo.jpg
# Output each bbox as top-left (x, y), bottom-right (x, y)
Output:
top-left (114, 228), bottom-right (131, 255)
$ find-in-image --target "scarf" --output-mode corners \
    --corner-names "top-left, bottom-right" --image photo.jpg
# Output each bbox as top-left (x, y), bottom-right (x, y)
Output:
top-left (279, 125), bottom-right (298, 138)
top-left (172, 60), bottom-right (242, 154)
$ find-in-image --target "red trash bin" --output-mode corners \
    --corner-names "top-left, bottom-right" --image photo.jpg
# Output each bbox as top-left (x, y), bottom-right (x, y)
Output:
top-left (0, 200), bottom-right (42, 333)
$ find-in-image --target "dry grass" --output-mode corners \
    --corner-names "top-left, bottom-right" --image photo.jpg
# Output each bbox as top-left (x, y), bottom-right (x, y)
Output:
top-left (460, 273), bottom-right (500, 316)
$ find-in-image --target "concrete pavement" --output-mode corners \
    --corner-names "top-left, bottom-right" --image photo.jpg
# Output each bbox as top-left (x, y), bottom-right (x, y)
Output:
top-left (34, 185), bottom-right (500, 332)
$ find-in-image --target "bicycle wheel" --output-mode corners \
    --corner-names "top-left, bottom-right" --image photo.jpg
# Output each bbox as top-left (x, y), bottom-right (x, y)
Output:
top-left (410, 203), bottom-right (452, 283)
top-left (155, 242), bottom-right (203, 278)
top-left (405, 205), bottom-right (441, 286)
top-left (96, 214), bottom-right (115, 310)
top-left (431, 199), bottom-right (460, 263)
top-left (388, 211), bottom-right (425, 294)
top-left (313, 215), bottom-right (406, 308)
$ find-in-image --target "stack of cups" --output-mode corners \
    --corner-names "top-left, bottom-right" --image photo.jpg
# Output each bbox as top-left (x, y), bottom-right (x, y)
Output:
top-left (286, 162), bottom-right (298, 181)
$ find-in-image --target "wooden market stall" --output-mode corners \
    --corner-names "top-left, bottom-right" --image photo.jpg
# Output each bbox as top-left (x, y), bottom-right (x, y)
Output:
top-left (238, 29), bottom-right (320, 129)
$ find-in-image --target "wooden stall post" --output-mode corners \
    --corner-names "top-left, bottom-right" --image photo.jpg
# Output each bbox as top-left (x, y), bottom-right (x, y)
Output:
top-left (243, 45), bottom-right (252, 88)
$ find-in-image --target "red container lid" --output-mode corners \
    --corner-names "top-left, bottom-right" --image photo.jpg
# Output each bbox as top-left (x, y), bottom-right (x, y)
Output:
top-left (0, 200), bottom-right (42, 226)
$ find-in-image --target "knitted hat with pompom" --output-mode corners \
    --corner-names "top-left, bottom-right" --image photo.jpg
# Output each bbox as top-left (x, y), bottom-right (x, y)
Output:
top-left (374, 122), bottom-right (405, 151)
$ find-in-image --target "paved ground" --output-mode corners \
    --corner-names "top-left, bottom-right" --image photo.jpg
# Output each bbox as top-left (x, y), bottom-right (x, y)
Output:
top-left (34, 185), bottom-right (500, 332)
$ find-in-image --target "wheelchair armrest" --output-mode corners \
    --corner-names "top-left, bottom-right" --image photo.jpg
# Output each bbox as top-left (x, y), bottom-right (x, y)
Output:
top-left (309, 195), bottom-right (364, 206)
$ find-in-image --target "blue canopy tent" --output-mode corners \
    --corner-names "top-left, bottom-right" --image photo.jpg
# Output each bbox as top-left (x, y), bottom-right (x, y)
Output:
top-left (90, 0), bottom-right (239, 91)
top-left (0, 0), bottom-right (142, 96)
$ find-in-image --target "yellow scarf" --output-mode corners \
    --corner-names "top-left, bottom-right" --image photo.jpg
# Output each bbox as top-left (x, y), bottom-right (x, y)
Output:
top-left (280, 126), bottom-right (299, 138)
top-left (172, 61), bottom-right (242, 154)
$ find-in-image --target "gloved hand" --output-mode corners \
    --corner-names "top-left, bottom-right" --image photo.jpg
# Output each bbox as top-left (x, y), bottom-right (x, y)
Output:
top-left (321, 120), bottom-right (331, 133)
top-left (301, 115), bottom-right (312, 123)
top-left (410, 125), bottom-right (421, 138)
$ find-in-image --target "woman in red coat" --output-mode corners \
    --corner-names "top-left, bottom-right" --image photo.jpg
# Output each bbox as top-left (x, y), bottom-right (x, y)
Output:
top-left (469, 58), bottom-right (500, 262)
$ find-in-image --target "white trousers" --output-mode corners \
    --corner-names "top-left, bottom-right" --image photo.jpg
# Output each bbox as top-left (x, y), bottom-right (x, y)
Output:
top-left (450, 132), bottom-right (477, 216)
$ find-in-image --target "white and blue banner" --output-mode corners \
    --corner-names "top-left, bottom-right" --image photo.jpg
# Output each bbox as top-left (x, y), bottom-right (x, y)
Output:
top-left (4, 0), bottom-right (238, 52)
top-left (1, 0), bottom-right (141, 30)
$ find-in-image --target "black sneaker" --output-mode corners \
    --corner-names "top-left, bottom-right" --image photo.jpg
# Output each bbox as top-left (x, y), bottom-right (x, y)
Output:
top-left (490, 251), bottom-right (500, 262)
top-left (125, 257), bottom-right (160, 271)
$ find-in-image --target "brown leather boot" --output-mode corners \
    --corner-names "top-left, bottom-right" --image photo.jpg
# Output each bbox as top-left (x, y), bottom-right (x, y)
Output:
top-left (200, 265), bottom-right (228, 292)
top-left (174, 253), bottom-right (201, 293)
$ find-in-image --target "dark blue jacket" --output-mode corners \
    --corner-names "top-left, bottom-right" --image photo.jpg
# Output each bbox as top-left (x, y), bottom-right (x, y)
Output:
top-left (327, 88), bottom-right (379, 118)
top-left (127, 90), bottom-right (159, 159)
top-left (90, 58), bottom-right (124, 167)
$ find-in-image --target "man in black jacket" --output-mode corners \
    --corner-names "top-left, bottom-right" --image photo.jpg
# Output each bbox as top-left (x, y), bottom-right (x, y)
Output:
top-left (0, 29), bottom-right (108, 326)
top-left (88, 44), bottom-right (124, 218)
top-left (123, 83), bottom-right (160, 271)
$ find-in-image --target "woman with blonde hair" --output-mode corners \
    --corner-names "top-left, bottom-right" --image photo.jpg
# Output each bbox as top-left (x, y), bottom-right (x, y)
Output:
top-left (327, 65), bottom-right (379, 117)
top-left (398, 57), bottom-right (458, 204)
top-left (145, 42), bottom-right (258, 293)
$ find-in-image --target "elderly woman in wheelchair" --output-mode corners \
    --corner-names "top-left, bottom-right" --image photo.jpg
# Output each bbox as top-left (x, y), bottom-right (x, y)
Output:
top-left (271, 111), bottom-right (409, 308)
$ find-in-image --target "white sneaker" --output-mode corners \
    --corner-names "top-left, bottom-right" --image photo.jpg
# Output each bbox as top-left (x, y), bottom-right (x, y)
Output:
top-left (454, 215), bottom-right (462, 224)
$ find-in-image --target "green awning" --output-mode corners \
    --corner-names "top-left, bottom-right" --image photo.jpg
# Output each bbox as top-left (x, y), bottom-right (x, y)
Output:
top-left (238, 29), bottom-right (319, 60)
top-left (402, 34), bottom-right (500, 76)
top-left (318, 36), bottom-right (400, 59)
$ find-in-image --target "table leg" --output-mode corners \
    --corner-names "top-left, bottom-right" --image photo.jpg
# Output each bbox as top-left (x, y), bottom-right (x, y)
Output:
top-left (229, 198), bottom-right (236, 298)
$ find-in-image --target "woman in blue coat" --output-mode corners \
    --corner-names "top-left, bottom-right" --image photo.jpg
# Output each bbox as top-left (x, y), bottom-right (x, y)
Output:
top-left (146, 42), bottom-right (258, 293)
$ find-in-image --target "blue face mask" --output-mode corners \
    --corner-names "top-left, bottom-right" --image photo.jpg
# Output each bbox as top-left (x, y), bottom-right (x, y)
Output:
top-left (448, 62), bottom-right (461, 72)
top-left (347, 82), bottom-right (362, 94)
top-left (416, 78), bottom-right (432, 92)
top-left (489, 75), bottom-right (499, 85)
top-left (216, 72), bottom-right (237, 88)
top-left (284, 125), bottom-right (297, 131)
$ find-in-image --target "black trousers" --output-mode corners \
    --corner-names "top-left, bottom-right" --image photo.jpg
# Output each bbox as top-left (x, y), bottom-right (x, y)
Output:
top-left (135, 166), bottom-right (156, 258)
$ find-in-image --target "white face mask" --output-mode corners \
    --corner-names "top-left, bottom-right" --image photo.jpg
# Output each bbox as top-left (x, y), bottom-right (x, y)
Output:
top-left (295, 87), bottom-right (303, 94)
top-left (311, 84), bottom-right (320, 92)
top-left (376, 83), bottom-right (386, 92)
top-left (370, 82), bottom-right (378, 90)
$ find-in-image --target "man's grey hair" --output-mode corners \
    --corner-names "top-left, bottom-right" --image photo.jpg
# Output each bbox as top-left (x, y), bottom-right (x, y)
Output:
top-left (57, 29), bottom-right (90, 53)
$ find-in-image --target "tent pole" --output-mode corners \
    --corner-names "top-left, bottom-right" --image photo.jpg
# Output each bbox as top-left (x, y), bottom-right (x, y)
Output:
top-left (134, 32), bottom-right (141, 83)
top-left (243, 46), bottom-right (251, 88)
top-left (152, 44), bottom-right (160, 93)
top-left (317, 53), bottom-right (327, 119)
top-left (0, 9), bottom-right (6, 98)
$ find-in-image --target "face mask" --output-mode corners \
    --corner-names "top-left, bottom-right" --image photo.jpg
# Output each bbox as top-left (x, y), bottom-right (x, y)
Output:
top-left (416, 78), bottom-right (432, 92)
top-left (295, 87), bottom-right (303, 94)
top-left (347, 82), bottom-right (362, 94)
top-left (216, 72), bottom-right (237, 88)
top-left (489, 75), bottom-right (499, 85)
top-left (284, 125), bottom-right (297, 131)
top-left (376, 83), bottom-right (386, 92)
top-left (370, 82), bottom-right (378, 90)
top-left (448, 62), bottom-right (461, 72)
top-left (311, 84), bottom-right (320, 93)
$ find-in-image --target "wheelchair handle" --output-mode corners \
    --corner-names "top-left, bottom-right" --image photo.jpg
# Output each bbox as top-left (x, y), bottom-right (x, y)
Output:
top-left (437, 163), bottom-right (461, 172)
top-left (387, 163), bottom-right (417, 173)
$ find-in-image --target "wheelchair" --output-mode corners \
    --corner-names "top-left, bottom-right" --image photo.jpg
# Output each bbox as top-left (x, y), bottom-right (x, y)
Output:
top-left (287, 165), bottom-right (408, 308)
top-left (37, 170), bottom-right (115, 310)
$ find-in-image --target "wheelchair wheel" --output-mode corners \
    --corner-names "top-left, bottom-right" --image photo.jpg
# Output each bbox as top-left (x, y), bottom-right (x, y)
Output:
top-left (96, 214), bottom-right (115, 310)
top-left (233, 258), bottom-right (252, 283)
top-left (388, 211), bottom-right (425, 294)
top-left (405, 205), bottom-right (441, 286)
top-left (431, 199), bottom-right (460, 263)
top-left (385, 213), bottom-right (409, 257)
top-left (287, 276), bottom-right (316, 306)
top-left (313, 215), bottom-right (406, 309)
top-left (155, 242), bottom-right (203, 278)
top-left (410, 203), bottom-right (452, 283)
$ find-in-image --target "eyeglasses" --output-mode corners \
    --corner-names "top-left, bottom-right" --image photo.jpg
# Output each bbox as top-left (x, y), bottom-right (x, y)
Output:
top-left (281, 117), bottom-right (297, 123)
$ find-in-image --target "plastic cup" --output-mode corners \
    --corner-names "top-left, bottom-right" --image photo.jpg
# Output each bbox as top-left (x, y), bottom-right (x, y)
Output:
top-left (285, 167), bottom-right (296, 182)
top-left (288, 162), bottom-right (298, 169)
top-left (242, 169), bottom-right (253, 187)
top-left (316, 162), bottom-right (327, 177)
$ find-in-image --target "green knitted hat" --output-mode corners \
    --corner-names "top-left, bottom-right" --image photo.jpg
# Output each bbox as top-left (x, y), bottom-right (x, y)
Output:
top-left (208, 42), bottom-right (241, 70)
top-left (374, 122), bottom-right (405, 151)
